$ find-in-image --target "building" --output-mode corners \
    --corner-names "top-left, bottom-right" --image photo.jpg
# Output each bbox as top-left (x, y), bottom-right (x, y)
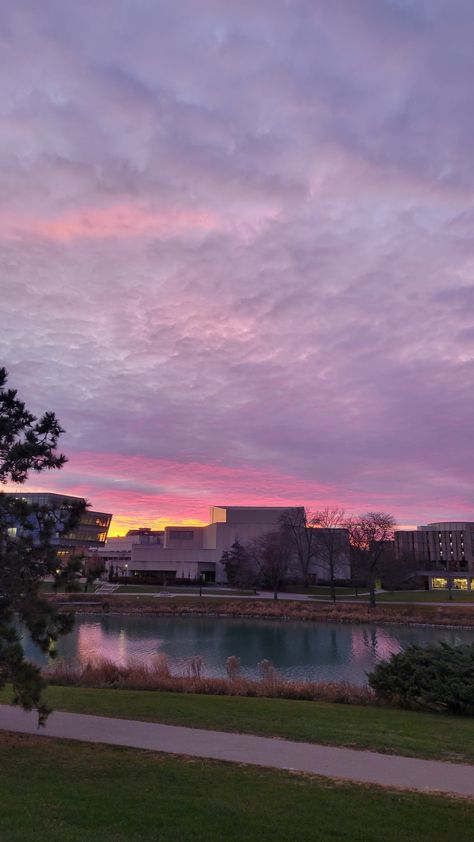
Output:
top-left (95, 528), bottom-right (163, 573)
top-left (98, 505), bottom-right (350, 585)
top-left (7, 492), bottom-right (112, 561)
top-left (395, 521), bottom-right (474, 590)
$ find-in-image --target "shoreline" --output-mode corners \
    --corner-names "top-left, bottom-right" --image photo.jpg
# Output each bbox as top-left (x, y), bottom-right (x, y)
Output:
top-left (47, 594), bottom-right (474, 629)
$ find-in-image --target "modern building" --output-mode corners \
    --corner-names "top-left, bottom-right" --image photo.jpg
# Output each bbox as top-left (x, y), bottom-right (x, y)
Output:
top-left (6, 492), bottom-right (112, 561)
top-left (98, 505), bottom-right (350, 585)
top-left (395, 521), bottom-right (474, 590)
top-left (94, 528), bottom-right (163, 573)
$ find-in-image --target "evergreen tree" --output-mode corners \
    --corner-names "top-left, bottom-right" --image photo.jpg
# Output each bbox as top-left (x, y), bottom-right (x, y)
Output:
top-left (0, 367), bottom-right (84, 722)
top-left (221, 539), bottom-right (253, 587)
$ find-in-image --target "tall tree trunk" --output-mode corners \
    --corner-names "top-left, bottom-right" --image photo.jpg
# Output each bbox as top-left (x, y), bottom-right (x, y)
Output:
top-left (273, 582), bottom-right (279, 600)
top-left (369, 578), bottom-right (376, 609)
top-left (330, 579), bottom-right (336, 603)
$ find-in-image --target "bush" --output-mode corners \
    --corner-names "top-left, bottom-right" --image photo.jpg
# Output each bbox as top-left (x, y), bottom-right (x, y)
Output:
top-left (368, 642), bottom-right (474, 714)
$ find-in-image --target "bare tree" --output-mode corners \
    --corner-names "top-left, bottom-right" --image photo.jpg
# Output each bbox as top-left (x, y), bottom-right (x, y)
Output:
top-left (279, 507), bottom-right (319, 587)
top-left (347, 512), bottom-right (396, 608)
top-left (249, 530), bottom-right (292, 600)
top-left (312, 507), bottom-right (347, 603)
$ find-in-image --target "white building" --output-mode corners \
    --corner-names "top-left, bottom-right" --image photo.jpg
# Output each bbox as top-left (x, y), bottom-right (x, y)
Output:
top-left (98, 505), bottom-right (350, 585)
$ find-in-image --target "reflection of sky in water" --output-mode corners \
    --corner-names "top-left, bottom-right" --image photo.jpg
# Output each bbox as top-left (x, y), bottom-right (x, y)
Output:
top-left (21, 616), bottom-right (474, 686)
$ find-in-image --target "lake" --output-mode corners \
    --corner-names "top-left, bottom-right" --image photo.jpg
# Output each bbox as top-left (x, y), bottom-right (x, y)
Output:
top-left (22, 614), bottom-right (474, 685)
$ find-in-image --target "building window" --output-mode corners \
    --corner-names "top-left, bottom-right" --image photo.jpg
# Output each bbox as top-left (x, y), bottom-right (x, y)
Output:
top-left (432, 577), bottom-right (448, 589)
top-left (453, 578), bottom-right (469, 590)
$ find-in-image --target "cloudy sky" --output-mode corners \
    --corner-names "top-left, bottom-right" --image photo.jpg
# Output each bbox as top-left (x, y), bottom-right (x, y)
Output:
top-left (2, 0), bottom-right (474, 533)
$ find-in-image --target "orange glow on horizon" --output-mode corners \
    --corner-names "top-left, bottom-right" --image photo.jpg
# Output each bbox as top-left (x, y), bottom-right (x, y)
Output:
top-left (108, 516), bottom-right (207, 537)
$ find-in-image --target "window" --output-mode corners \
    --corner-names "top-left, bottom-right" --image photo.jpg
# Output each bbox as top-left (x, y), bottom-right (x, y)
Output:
top-left (453, 578), bottom-right (468, 590)
top-left (432, 577), bottom-right (448, 589)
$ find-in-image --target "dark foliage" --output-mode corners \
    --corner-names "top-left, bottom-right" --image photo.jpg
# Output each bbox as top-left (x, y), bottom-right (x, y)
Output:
top-left (221, 539), bottom-right (255, 589)
top-left (368, 642), bottom-right (474, 715)
top-left (0, 367), bottom-right (85, 722)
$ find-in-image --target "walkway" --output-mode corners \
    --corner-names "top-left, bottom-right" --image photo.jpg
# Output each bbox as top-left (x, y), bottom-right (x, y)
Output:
top-left (1, 705), bottom-right (473, 797)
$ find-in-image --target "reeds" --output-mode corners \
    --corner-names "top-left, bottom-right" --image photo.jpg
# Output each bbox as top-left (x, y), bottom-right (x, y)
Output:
top-left (45, 655), bottom-right (373, 705)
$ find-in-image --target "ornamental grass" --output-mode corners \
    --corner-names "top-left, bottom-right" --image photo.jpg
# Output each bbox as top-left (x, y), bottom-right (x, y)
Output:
top-left (45, 655), bottom-right (373, 705)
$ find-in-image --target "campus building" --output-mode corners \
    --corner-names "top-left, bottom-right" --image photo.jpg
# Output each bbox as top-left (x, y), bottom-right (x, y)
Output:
top-left (98, 505), bottom-right (351, 585)
top-left (395, 522), bottom-right (474, 590)
top-left (6, 492), bottom-right (112, 561)
top-left (94, 528), bottom-right (163, 572)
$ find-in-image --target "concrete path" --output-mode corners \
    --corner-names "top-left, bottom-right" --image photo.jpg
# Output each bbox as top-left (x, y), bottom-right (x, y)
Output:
top-left (1, 704), bottom-right (473, 797)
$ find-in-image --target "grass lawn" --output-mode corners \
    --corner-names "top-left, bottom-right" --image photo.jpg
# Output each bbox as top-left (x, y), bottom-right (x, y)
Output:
top-left (1, 685), bottom-right (473, 764)
top-left (0, 733), bottom-right (473, 842)
top-left (285, 585), bottom-right (360, 596)
top-left (116, 584), bottom-right (253, 595)
top-left (376, 590), bottom-right (474, 603)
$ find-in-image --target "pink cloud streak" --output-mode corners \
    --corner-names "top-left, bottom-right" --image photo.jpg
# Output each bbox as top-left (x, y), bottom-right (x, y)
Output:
top-left (2, 204), bottom-right (218, 241)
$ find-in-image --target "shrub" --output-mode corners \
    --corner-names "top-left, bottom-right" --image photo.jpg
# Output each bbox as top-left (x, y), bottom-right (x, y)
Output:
top-left (368, 642), bottom-right (474, 714)
top-left (226, 656), bottom-right (241, 680)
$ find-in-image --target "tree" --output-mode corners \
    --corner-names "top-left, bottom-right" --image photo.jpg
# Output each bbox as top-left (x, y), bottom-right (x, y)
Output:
top-left (84, 556), bottom-right (105, 592)
top-left (52, 556), bottom-right (83, 593)
top-left (279, 507), bottom-right (320, 587)
top-left (312, 507), bottom-right (347, 603)
top-left (221, 539), bottom-right (254, 588)
top-left (249, 530), bottom-right (292, 600)
top-left (347, 512), bottom-right (396, 608)
top-left (0, 367), bottom-right (84, 722)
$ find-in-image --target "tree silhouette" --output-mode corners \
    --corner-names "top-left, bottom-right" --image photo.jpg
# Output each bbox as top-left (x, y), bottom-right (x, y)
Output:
top-left (0, 367), bottom-right (84, 723)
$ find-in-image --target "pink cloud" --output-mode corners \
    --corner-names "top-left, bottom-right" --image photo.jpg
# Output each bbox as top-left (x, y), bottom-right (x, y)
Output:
top-left (2, 204), bottom-right (219, 241)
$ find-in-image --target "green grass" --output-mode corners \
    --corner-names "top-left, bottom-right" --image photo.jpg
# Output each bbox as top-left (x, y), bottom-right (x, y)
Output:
top-left (2, 685), bottom-right (473, 763)
top-left (284, 585), bottom-right (360, 596)
top-left (116, 584), bottom-right (253, 595)
top-left (0, 733), bottom-right (473, 842)
top-left (376, 590), bottom-right (474, 603)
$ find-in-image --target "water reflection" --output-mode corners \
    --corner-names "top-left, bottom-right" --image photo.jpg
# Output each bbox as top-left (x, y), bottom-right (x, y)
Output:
top-left (21, 615), bottom-right (474, 686)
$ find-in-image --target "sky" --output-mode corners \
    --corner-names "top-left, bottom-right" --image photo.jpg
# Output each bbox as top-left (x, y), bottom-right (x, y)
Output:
top-left (1, 0), bottom-right (474, 535)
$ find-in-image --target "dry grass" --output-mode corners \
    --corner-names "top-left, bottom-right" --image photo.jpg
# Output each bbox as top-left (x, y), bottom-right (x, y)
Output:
top-left (45, 656), bottom-right (373, 705)
top-left (47, 592), bottom-right (474, 627)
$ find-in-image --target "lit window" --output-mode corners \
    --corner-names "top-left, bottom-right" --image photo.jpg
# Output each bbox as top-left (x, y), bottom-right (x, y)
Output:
top-left (432, 577), bottom-right (448, 589)
top-left (453, 578), bottom-right (468, 590)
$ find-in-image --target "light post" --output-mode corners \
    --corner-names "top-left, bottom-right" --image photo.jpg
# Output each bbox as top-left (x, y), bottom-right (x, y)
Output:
top-left (199, 572), bottom-right (204, 598)
top-left (124, 562), bottom-right (128, 584)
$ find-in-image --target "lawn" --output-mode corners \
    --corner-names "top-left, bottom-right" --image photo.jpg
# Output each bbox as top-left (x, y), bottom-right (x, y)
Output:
top-left (1, 685), bottom-right (473, 764)
top-left (375, 590), bottom-right (474, 603)
top-left (284, 585), bottom-right (361, 596)
top-left (0, 733), bottom-right (472, 842)
top-left (116, 584), bottom-right (253, 595)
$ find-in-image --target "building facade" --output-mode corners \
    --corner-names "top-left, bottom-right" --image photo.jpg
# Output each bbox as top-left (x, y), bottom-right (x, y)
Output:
top-left (7, 492), bottom-right (112, 560)
top-left (98, 505), bottom-right (350, 585)
top-left (395, 521), bottom-right (474, 590)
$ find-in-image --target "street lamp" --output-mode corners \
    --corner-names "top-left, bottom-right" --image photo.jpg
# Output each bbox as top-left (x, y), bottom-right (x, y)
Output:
top-left (124, 562), bottom-right (128, 583)
top-left (199, 572), bottom-right (204, 598)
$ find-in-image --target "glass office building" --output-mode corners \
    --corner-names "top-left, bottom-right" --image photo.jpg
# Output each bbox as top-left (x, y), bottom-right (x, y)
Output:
top-left (6, 492), bottom-right (112, 559)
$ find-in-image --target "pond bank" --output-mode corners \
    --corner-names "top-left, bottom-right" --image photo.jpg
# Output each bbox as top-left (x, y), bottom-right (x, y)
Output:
top-left (47, 593), bottom-right (474, 628)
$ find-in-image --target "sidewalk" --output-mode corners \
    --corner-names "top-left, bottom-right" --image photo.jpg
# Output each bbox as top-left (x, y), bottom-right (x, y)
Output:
top-left (1, 704), bottom-right (473, 797)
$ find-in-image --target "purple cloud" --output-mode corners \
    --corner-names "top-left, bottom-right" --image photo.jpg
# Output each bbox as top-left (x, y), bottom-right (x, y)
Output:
top-left (2, 1), bottom-right (474, 529)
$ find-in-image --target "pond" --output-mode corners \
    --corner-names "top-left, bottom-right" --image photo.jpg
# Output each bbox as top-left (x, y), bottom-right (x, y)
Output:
top-left (22, 614), bottom-right (474, 686)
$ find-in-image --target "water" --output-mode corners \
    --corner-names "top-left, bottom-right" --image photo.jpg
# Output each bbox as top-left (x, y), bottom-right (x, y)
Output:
top-left (21, 614), bottom-right (473, 686)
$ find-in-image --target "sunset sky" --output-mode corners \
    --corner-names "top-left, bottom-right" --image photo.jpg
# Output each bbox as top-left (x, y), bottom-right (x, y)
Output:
top-left (2, 1), bottom-right (474, 535)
